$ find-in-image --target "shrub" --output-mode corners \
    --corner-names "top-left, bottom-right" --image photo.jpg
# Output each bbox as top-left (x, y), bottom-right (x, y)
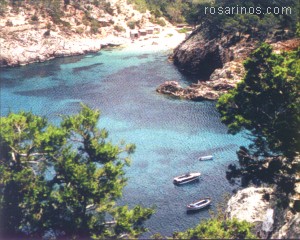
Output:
top-left (5, 20), bottom-right (13, 27)
top-left (46, 22), bottom-right (52, 30)
top-left (114, 25), bottom-right (126, 32)
top-left (31, 15), bottom-right (38, 22)
top-left (76, 27), bottom-right (84, 34)
top-left (156, 18), bottom-right (166, 27)
top-left (177, 28), bottom-right (189, 34)
top-left (93, 0), bottom-right (100, 7)
top-left (90, 19), bottom-right (100, 34)
top-left (43, 29), bottom-right (50, 37)
top-left (127, 21), bottom-right (136, 30)
top-left (61, 20), bottom-right (71, 28)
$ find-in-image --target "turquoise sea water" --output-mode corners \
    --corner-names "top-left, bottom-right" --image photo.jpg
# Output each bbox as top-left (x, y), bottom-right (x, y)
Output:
top-left (0, 48), bottom-right (249, 237)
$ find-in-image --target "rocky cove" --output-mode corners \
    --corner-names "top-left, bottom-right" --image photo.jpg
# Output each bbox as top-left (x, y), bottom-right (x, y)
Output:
top-left (0, 0), bottom-right (182, 67)
top-left (157, 34), bottom-right (300, 101)
top-left (1, 1), bottom-right (299, 238)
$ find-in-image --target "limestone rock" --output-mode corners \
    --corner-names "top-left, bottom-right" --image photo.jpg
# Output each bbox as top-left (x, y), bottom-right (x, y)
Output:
top-left (171, 31), bottom-right (256, 77)
top-left (0, 0), bottom-right (162, 67)
top-left (156, 81), bottom-right (220, 101)
top-left (172, 33), bottom-right (227, 78)
top-left (272, 212), bottom-right (300, 239)
top-left (156, 61), bottom-right (245, 101)
top-left (226, 187), bottom-right (274, 223)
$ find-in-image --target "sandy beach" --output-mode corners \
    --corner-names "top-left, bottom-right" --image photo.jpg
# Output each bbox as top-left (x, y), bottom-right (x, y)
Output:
top-left (124, 27), bottom-right (186, 51)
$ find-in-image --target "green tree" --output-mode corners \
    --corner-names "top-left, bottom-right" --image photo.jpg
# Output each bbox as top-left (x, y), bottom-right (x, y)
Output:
top-left (171, 218), bottom-right (256, 239)
top-left (217, 44), bottom-right (299, 190)
top-left (0, 104), bottom-right (154, 239)
top-left (0, 0), bottom-right (8, 16)
top-left (217, 43), bottom-right (299, 158)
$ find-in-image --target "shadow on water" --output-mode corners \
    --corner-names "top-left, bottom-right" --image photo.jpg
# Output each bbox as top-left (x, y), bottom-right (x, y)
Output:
top-left (72, 62), bottom-right (103, 73)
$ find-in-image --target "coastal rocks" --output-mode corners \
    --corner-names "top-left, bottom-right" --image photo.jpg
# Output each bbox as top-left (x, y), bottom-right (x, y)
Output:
top-left (156, 61), bottom-right (245, 101)
top-left (156, 81), bottom-right (219, 101)
top-left (226, 187), bottom-right (274, 237)
top-left (272, 212), bottom-right (300, 239)
top-left (172, 33), bottom-right (230, 78)
top-left (0, 30), bottom-right (104, 67)
top-left (172, 29), bottom-right (260, 78)
top-left (0, 0), bottom-right (162, 67)
top-left (226, 187), bottom-right (274, 223)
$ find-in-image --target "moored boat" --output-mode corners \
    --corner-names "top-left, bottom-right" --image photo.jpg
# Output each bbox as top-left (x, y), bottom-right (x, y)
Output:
top-left (186, 197), bottom-right (211, 211)
top-left (173, 172), bottom-right (201, 185)
top-left (198, 155), bottom-right (213, 161)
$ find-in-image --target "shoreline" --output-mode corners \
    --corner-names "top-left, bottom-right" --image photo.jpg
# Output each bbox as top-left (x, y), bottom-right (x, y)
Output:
top-left (0, 27), bottom-right (186, 68)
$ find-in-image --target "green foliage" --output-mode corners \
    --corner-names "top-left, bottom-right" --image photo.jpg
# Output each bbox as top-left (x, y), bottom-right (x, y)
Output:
top-left (114, 24), bottom-right (126, 32)
top-left (156, 18), bottom-right (166, 27)
top-left (172, 218), bottom-right (256, 239)
top-left (0, 104), bottom-right (153, 239)
top-left (127, 20), bottom-right (137, 30)
top-left (0, 0), bottom-right (8, 16)
top-left (217, 44), bottom-right (299, 191)
top-left (90, 19), bottom-right (100, 34)
top-left (217, 43), bottom-right (300, 158)
top-left (177, 28), bottom-right (190, 33)
top-left (76, 26), bottom-right (85, 34)
top-left (128, 0), bottom-right (148, 13)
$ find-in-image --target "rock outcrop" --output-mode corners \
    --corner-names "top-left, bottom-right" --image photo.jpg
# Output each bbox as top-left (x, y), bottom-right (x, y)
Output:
top-left (226, 187), bottom-right (274, 223)
top-left (0, 32), bottom-right (104, 67)
top-left (158, 37), bottom-right (299, 101)
top-left (226, 187), bottom-right (275, 238)
top-left (0, 0), bottom-right (166, 67)
top-left (272, 212), bottom-right (300, 239)
top-left (172, 31), bottom-right (255, 78)
top-left (156, 80), bottom-right (218, 101)
top-left (156, 61), bottom-right (245, 101)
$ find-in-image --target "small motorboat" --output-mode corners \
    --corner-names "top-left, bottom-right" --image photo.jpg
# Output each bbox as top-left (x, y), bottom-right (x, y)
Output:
top-left (198, 155), bottom-right (213, 161)
top-left (173, 172), bottom-right (201, 185)
top-left (187, 197), bottom-right (211, 211)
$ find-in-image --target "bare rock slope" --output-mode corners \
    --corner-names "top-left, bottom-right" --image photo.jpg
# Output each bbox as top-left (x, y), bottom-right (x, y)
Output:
top-left (0, 0), bottom-right (164, 67)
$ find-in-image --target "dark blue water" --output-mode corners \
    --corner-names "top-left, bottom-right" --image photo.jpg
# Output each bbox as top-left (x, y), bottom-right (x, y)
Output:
top-left (0, 48), bottom-right (249, 237)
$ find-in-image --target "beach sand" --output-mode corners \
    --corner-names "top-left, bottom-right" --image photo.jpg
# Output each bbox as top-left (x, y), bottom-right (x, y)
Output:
top-left (122, 27), bottom-right (186, 51)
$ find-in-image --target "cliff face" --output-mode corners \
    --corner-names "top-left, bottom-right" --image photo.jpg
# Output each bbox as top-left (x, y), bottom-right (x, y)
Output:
top-left (226, 164), bottom-right (300, 239)
top-left (157, 29), bottom-right (300, 101)
top-left (172, 30), bottom-right (256, 78)
top-left (0, 0), bottom-right (161, 67)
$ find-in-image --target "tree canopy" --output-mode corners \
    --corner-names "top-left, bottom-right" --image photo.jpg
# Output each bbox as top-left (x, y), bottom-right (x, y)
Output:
top-left (171, 218), bottom-right (256, 239)
top-left (0, 104), bottom-right (154, 239)
top-left (217, 43), bottom-right (299, 158)
top-left (217, 43), bottom-right (299, 190)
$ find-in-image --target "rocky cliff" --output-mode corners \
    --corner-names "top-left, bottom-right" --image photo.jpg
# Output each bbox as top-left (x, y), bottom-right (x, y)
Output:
top-left (157, 37), bottom-right (299, 101)
top-left (172, 31), bottom-right (255, 78)
top-left (0, 0), bottom-right (166, 67)
top-left (226, 185), bottom-right (300, 239)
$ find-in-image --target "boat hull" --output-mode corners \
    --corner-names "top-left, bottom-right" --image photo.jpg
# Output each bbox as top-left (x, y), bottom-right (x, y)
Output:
top-left (173, 172), bottom-right (201, 185)
top-left (173, 176), bottom-right (199, 185)
top-left (199, 155), bottom-right (213, 161)
top-left (186, 198), bottom-right (211, 211)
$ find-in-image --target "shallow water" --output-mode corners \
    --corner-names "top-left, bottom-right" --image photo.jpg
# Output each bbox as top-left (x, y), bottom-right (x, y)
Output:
top-left (0, 48), bottom-right (249, 237)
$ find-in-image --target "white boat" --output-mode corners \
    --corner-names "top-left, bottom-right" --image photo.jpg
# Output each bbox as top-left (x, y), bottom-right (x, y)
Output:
top-left (187, 197), bottom-right (211, 211)
top-left (198, 155), bottom-right (213, 161)
top-left (173, 172), bottom-right (201, 185)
